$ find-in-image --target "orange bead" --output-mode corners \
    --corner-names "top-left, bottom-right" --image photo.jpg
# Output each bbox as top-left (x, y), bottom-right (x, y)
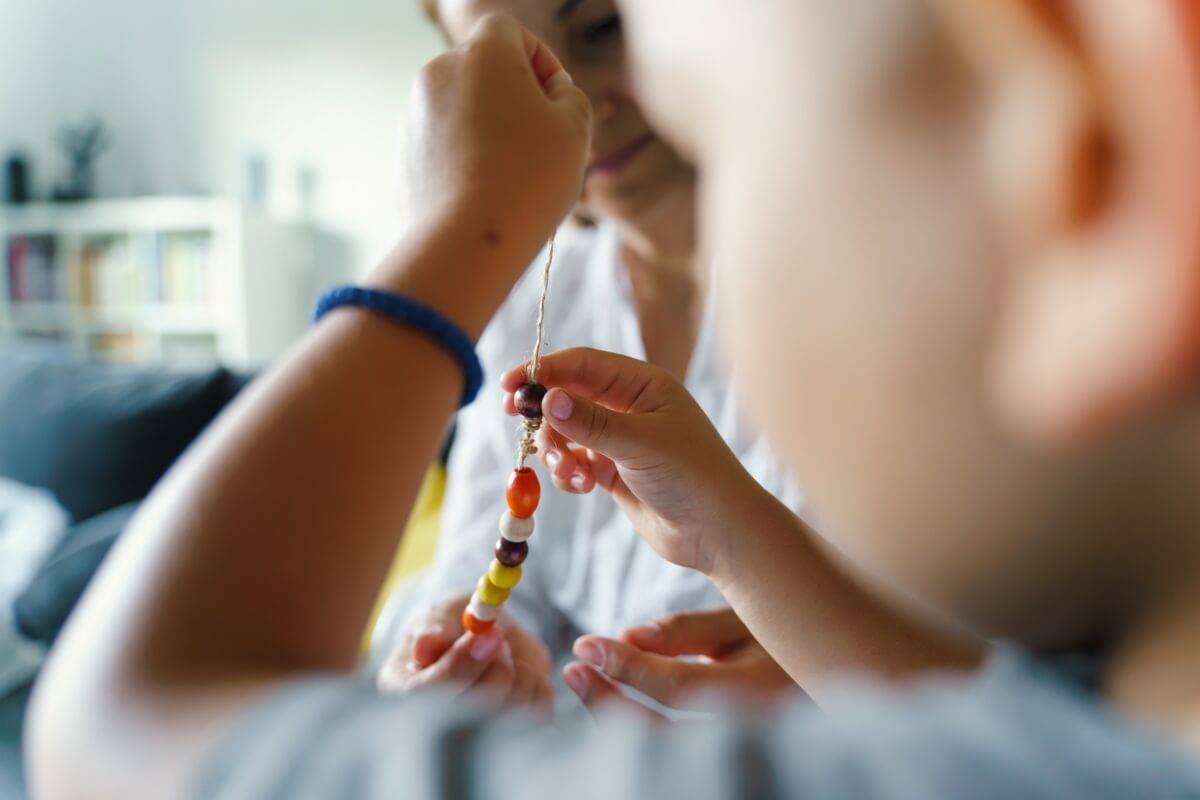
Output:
top-left (506, 468), bottom-right (541, 519)
top-left (462, 609), bottom-right (496, 635)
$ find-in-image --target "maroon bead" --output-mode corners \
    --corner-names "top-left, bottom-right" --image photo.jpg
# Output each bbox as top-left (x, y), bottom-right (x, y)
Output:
top-left (514, 383), bottom-right (548, 418)
top-left (495, 537), bottom-right (529, 567)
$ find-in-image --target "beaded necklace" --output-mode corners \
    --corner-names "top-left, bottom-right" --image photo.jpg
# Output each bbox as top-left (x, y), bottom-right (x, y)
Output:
top-left (461, 236), bottom-right (556, 634)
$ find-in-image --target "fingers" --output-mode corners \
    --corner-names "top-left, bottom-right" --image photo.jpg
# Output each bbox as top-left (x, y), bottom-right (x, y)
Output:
top-left (540, 434), bottom-right (598, 494)
top-left (573, 635), bottom-right (700, 710)
top-left (562, 663), bottom-right (665, 723)
top-left (411, 594), bottom-right (471, 666)
top-left (541, 388), bottom-right (648, 462)
top-left (469, 13), bottom-right (563, 85)
top-left (501, 348), bottom-right (673, 414)
top-left (468, 640), bottom-right (517, 706)
top-left (466, 12), bottom-right (585, 121)
top-left (411, 625), bottom-right (456, 668)
top-left (402, 626), bottom-right (507, 693)
top-left (505, 661), bottom-right (555, 718)
top-left (620, 608), bottom-right (751, 659)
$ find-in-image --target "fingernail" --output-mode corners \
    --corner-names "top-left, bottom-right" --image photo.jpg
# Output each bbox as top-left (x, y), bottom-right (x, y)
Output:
top-left (570, 474), bottom-right (587, 491)
top-left (547, 451), bottom-right (561, 471)
top-left (469, 628), bottom-right (503, 661)
top-left (546, 71), bottom-right (574, 91)
top-left (413, 622), bottom-right (447, 640)
top-left (547, 391), bottom-right (573, 421)
top-left (573, 639), bottom-right (604, 669)
top-left (562, 665), bottom-right (589, 700)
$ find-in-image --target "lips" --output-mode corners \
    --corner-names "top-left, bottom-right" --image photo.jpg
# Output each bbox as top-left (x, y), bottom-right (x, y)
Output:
top-left (587, 133), bottom-right (656, 176)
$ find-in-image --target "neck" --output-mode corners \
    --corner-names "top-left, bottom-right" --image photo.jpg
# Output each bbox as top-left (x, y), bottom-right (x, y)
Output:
top-left (1105, 578), bottom-right (1200, 750)
top-left (614, 181), bottom-right (699, 282)
top-left (1102, 437), bottom-right (1200, 750)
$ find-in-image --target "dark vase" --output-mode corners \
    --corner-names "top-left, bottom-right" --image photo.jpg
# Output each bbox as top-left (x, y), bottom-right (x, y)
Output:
top-left (3, 156), bottom-right (31, 204)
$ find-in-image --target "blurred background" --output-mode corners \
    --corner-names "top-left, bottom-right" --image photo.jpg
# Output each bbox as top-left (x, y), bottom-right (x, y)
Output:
top-left (0, 3), bottom-right (443, 796)
top-left (1, 0), bottom-right (441, 369)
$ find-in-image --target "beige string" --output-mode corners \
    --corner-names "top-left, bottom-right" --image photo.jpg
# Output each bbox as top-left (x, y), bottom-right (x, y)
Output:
top-left (516, 234), bottom-right (556, 470)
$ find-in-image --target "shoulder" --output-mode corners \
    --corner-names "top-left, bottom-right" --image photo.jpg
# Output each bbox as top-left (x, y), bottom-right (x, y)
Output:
top-left (199, 652), bottom-right (1198, 800)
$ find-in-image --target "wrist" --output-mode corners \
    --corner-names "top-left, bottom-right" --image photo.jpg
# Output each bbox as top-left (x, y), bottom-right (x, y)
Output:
top-left (365, 215), bottom-right (551, 341)
top-left (707, 477), bottom-right (808, 592)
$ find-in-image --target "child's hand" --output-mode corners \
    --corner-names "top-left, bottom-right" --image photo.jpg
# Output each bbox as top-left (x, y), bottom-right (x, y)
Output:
top-left (377, 593), bottom-right (553, 716)
top-left (562, 608), bottom-right (798, 716)
top-left (404, 13), bottom-right (591, 258)
top-left (502, 348), bottom-right (776, 577)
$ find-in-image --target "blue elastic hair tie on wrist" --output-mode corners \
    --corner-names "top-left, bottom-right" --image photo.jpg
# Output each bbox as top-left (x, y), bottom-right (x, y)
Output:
top-left (313, 286), bottom-right (484, 408)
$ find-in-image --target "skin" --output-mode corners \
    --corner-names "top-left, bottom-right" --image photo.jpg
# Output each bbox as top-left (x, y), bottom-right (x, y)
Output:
top-left (25, 1), bottom-right (1200, 796)
top-left (438, 0), bottom-right (702, 379)
top-left (613, 0), bottom-right (1200, 735)
top-left (26, 19), bottom-right (592, 797)
top-left (391, 0), bottom-right (767, 713)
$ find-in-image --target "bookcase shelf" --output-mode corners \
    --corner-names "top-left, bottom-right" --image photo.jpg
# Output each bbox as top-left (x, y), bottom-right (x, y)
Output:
top-left (0, 197), bottom-right (322, 369)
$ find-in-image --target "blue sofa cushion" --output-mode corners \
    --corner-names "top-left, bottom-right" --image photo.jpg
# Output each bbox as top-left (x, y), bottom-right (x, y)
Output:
top-left (0, 345), bottom-right (248, 521)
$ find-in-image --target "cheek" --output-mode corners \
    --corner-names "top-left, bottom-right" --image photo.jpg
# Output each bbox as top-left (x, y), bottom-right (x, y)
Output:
top-left (710, 108), bottom-right (1009, 603)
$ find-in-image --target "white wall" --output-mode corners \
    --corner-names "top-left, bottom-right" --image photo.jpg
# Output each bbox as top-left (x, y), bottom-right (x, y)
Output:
top-left (0, 0), bottom-right (442, 273)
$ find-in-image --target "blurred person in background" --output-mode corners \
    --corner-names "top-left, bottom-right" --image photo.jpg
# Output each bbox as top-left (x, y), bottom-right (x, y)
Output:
top-left (371, 0), bottom-right (802, 711)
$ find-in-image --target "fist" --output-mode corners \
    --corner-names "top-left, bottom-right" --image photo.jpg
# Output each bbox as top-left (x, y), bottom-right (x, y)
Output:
top-left (405, 13), bottom-right (592, 257)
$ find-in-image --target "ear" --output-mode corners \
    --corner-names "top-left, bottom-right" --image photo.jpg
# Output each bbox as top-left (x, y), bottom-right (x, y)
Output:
top-left (941, 1), bottom-right (1200, 447)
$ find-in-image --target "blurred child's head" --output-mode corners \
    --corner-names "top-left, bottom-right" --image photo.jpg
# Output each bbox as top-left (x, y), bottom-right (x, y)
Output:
top-left (618, 0), bottom-right (1200, 648)
top-left (429, 0), bottom-right (695, 228)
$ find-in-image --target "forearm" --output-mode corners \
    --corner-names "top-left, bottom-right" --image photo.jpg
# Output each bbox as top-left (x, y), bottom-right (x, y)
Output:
top-left (711, 480), bottom-right (982, 700)
top-left (59, 222), bottom-right (534, 687)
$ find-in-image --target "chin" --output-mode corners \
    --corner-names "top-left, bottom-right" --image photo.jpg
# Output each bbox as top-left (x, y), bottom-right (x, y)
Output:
top-left (585, 150), bottom-right (693, 221)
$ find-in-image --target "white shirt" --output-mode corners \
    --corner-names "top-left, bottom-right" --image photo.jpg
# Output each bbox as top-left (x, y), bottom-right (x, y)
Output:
top-left (372, 221), bottom-right (804, 660)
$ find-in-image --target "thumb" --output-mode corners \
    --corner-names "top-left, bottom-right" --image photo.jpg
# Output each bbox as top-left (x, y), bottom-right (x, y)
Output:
top-left (542, 387), bottom-right (644, 461)
top-left (544, 69), bottom-right (592, 132)
top-left (620, 609), bottom-right (750, 659)
top-left (412, 625), bottom-right (456, 668)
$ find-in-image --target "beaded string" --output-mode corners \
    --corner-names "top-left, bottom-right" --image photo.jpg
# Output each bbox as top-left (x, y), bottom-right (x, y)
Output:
top-left (515, 235), bottom-right (555, 471)
top-left (463, 235), bottom-right (556, 635)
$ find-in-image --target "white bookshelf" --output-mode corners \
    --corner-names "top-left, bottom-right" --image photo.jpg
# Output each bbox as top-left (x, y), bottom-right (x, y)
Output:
top-left (0, 197), bottom-right (327, 369)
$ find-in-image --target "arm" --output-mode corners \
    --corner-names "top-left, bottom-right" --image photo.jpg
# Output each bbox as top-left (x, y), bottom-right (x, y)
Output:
top-left (26, 17), bottom-right (591, 799)
top-left (502, 349), bottom-right (982, 706)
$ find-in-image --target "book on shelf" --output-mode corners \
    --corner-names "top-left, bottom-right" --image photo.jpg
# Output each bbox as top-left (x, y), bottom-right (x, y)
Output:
top-left (160, 234), bottom-right (213, 306)
top-left (6, 236), bottom-right (60, 304)
top-left (65, 232), bottom-right (214, 309)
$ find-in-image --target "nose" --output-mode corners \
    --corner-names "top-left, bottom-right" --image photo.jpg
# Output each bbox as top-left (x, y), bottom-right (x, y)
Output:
top-left (591, 92), bottom-right (620, 125)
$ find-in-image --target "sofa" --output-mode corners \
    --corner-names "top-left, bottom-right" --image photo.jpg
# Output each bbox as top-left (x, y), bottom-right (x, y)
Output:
top-left (0, 344), bottom-right (251, 799)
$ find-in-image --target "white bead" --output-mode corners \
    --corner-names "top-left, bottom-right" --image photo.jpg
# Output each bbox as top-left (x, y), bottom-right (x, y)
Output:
top-left (468, 593), bottom-right (501, 621)
top-left (498, 511), bottom-right (535, 543)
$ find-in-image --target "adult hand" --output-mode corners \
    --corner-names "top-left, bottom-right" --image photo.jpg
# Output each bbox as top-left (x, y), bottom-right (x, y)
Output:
top-left (377, 593), bottom-right (554, 716)
top-left (562, 608), bottom-right (798, 717)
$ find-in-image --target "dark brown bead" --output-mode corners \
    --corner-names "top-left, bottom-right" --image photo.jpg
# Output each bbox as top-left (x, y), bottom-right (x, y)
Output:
top-left (495, 537), bottom-right (529, 567)
top-left (514, 383), bottom-right (548, 418)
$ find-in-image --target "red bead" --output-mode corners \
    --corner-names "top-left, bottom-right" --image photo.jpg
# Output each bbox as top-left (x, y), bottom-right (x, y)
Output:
top-left (495, 537), bottom-right (529, 567)
top-left (514, 383), bottom-right (548, 418)
top-left (462, 609), bottom-right (495, 635)
top-left (506, 468), bottom-right (540, 519)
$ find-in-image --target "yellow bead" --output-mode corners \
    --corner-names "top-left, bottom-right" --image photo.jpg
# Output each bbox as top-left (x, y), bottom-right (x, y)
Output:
top-left (488, 559), bottom-right (522, 590)
top-left (476, 575), bottom-right (511, 606)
